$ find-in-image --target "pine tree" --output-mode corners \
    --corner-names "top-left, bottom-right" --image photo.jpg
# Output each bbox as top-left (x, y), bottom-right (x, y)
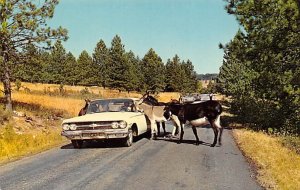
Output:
top-left (142, 48), bottom-right (165, 92)
top-left (125, 51), bottom-right (141, 92)
top-left (39, 51), bottom-right (52, 84)
top-left (93, 39), bottom-right (110, 88)
top-left (181, 59), bottom-right (198, 93)
top-left (50, 41), bottom-right (67, 84)
top-left (165, 55), bottom-right (184, 92)
top-left (13, 45), bottom-right (43, 83)
top-left (77, 50), bottom-right (95, 85)
top-left (0, 0), bottom-right (68, 110)
top-left (64, 52), bottom-right (77, 85)
top-left (109, 35), bottom-right (128, 91)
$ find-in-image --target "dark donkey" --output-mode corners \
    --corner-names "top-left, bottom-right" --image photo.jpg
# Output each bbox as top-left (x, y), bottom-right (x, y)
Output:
top-left (78, 99), bottom-right (91, 116)
top-left (165, 100), bottom-right (223, 147)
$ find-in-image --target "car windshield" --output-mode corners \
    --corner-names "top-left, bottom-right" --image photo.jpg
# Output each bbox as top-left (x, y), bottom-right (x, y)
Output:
top-left (199, 94), bottom-right (211, 101)
top-left (86, 99), bottom-right (136, 114)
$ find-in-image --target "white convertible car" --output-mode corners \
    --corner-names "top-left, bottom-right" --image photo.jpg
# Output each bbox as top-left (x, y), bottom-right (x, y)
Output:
top-left (61, 98), bottom-right (150, 148)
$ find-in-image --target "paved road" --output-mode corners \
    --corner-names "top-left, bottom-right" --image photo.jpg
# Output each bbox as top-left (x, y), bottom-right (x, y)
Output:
top-left (0, 125), bottom-right (262, 190)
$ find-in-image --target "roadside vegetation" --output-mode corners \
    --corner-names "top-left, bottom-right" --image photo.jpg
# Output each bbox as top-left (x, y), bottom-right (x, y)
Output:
top-left (217, 1), bottom-right (300, 189)
top-left (0, 99), bottom-right (66, 164)
top-left (233, 129), bottom-right (300, 190)
top-left (0, 122), bottom-right (64, 164)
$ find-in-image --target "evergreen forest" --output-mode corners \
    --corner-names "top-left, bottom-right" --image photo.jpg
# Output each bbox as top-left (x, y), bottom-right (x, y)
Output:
top-left (12, 36), bottom-right (199, 94)
top-left (218, 0), bottom-right (300, 134)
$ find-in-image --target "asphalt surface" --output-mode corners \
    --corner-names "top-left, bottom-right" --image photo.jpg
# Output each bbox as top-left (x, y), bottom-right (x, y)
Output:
top-left (0, 124), bottom-right (262, 190)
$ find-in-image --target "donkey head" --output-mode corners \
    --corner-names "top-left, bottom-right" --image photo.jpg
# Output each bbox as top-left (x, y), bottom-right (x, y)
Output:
top-left (84, 99), bottom-right (91, 107)
top-left (138, 91), bottom-right (160, 106)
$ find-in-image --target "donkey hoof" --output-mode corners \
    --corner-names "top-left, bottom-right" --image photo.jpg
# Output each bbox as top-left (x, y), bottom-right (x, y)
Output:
top-left (210, 143), bottom-right (216, 147)
top-left (151, 134), bottom-right (157, 140)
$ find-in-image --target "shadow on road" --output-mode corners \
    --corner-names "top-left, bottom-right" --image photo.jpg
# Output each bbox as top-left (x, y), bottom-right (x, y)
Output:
top-left (60, 132), bottom-right (151, 149)
top-left (158, 137), bottom-right (214, 147)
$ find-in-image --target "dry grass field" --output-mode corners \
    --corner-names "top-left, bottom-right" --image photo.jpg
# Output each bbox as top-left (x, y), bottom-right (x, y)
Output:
top-left (0, 123), bottom-right (64, 164)
top-left (233, 129), bottom-right (300, 190)
top-left (17, 82), bottom-right (142, 99)
top-left (8, 83), bottom-right (180, 117)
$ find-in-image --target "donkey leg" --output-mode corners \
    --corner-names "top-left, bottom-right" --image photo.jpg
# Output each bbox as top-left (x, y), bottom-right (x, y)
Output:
top-left (171, 115), bottom-right (181, 136)
top-left (218, 127), bottom-right (223, 145)
top-left (211, 127), bottom-right (218, 147)
top-left (150, 122), bottom-right (158, 140)
top-left (162, 121), bottom-right (166, 135)
top-left (215, 115), bottom-right (223, 145)
top-left (192, 126), bottom-right (200, 145)
top-left (178, 123), bottom-right (185, 144)
top-left (156, 121), bottom-right (161, 136)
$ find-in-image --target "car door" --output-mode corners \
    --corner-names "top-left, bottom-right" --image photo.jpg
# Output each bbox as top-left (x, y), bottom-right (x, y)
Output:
top-left (133, 112), bottom-right (150, 135)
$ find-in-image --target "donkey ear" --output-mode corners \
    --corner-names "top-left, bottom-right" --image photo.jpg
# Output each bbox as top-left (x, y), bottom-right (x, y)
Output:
top-left (179, 95), bottom-right (184, 104)
top-left (142, 91), bottom-right (148, 98)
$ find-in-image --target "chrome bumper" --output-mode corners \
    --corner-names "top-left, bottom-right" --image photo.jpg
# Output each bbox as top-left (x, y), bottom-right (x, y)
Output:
top-left (61, 129), bottom-right (128, 140)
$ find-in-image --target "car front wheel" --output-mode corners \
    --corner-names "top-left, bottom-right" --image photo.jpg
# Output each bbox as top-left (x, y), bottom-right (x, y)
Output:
top-left (123, 129), bottom-right (133, 147)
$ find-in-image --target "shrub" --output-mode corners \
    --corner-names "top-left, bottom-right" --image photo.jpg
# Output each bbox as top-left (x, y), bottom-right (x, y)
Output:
top-left (24, 87), bottom-right (31, 93)
top-left (0, 109), bottom-right (12, 124)
top-left (80, 87), bottom-right (90, 95)
top-left (15, 80), bottom-right (22, 91)
top-left (59, 83), bottom-right (66, 95)
top-left (229, 95), bottom-right (299, 135)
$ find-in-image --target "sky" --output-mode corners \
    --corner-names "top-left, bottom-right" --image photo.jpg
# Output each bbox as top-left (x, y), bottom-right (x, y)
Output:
top-left (49, 0), bottom-right (240, 74)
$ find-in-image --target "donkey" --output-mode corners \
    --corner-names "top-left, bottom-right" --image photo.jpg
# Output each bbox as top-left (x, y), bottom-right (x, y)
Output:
top-left (165, 100), bottom-right (223, 147)
top-left (140, 94), bottom-right (167, 136)
top-left (78, 99), bottom-right (91, 116)
top-left (136, 93), bottom-right (181, 139)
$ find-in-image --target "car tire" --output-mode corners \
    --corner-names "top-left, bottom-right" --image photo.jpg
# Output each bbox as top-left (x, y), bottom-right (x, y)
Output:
top-left (71, 140), bottom-right (83, 149)
top-left (123, 129), bottom-right (133, 147)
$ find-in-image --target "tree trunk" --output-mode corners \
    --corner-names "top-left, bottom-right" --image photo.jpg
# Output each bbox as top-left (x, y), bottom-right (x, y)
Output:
top-left (2, 52), bottom-right (12, 111)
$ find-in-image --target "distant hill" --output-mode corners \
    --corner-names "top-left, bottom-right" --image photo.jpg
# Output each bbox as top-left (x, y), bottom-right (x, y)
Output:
top-left (196, 73), bottom-right (218, 80)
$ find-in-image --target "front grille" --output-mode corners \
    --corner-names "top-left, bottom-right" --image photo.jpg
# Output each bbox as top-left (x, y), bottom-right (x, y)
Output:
top-left (73, 121), bottom-right (113, 130)
top-left (73, 121), bottom-right (112, 126)
top-left (76, 125), bottom-right (112, 130)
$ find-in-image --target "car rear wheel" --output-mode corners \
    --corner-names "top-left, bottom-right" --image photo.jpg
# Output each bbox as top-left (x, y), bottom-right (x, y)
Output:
top-left (123, 129), bottom-right (133, 147)
top-left (71, 140), bottom-right (83, 149)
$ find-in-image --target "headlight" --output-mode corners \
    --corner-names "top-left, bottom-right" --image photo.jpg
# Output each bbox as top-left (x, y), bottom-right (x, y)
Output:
top-left (111, 122), bottom-right (119, 129)
top-left (69, 124), bottom-right (77, 130)
top-left (119, 121), bottom-right (127, 129)
top-left (62, 124), bottom-right (70, 130)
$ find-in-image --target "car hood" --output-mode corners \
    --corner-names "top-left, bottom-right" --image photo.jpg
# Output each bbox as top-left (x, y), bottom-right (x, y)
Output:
top-left (62, 112), bottom-right (142, 124)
